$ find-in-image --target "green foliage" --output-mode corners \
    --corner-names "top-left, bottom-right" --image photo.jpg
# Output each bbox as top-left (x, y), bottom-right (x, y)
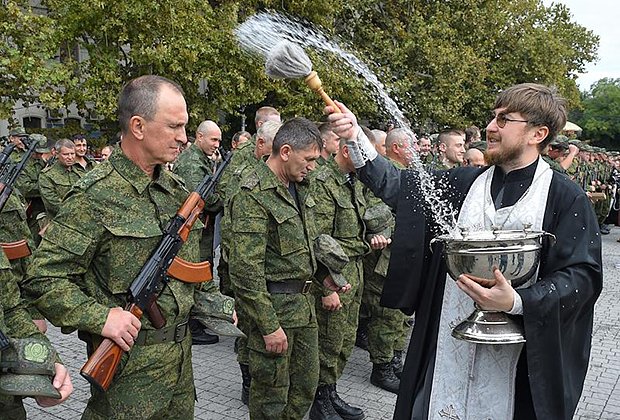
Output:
top-left (2, 0), bottom-right (599, 136)
top-left (576, 78), bottom-right (620, 146)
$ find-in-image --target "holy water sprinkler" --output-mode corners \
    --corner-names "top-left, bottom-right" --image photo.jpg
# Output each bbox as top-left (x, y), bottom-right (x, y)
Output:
top-left (265, 41), bottom-right (340, 113)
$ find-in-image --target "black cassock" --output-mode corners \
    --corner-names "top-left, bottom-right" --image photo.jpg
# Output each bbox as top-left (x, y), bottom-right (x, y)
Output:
top-left (358, 156), bottom-right (602, 420)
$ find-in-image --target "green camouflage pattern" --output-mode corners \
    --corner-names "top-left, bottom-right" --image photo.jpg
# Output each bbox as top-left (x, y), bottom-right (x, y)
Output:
top-left (362, 188), bottom-right (409, 363)
top-left (0, 338), bottom-right (60, 399)
top-left (9, 149), bottom-right (39, 202)
top-left (38, 161), bottom-right (82, 219)
top-left (25, 149), bottom-right (212, 418)
top-left (74, 157), bottom-right (97, 174)
top-left (314, 234), bottom-right (349, 288)
top-left (191, 289), bottom-right (244, 337)
top-left (228, 160), bottom-right (319, 419)
top-left (173, 143), bottom-right (222, 262)
top-left (309, 158), bottom-right (369, 385)
top-left (542, 154), bottom-right (565, 173)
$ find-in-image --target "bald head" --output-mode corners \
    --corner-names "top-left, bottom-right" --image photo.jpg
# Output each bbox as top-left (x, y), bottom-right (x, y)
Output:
top-left (385, 128), bottom-right (416, 166)
top-left (371, 129), bottom-right (387, 156)
top-left (195, 120), bottom-right (221, 156)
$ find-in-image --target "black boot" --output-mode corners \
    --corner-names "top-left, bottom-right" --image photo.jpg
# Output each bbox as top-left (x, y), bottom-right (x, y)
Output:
top-left (355, 318), bottom-right (369, 352)
top-left (239, 363), bottom-right (251, 405)
top-left (310, 384), bottom-right (343, 420)
top-left (328, 383), bottom-right (365, 420)
top-left (189, 319), bottom-right (219, 345)
top-left (391, 350), bottom-right (403, 379)
top-left (371, 362), bottom-right (400, 394)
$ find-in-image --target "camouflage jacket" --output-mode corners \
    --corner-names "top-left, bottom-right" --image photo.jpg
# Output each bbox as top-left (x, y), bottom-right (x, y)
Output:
top-left (228, 161), bottom-right (318, 336)
top-left (174, 143), bottom-right (221, 212)
top-left (25, 149), bottom-right (207, 336)
top-left (542, 155), bottom-right (565, 173)
top-left (9, 148), bottom-right (39, 200)
top-left (38, 161), bottom-right (82, 218)
top-left (217, 138), bottom-right (257, 205)
top-left (0, 194), bottom-right (35, 286)
top-left (310, 158), bottom-right (369, 259)
top-left (74, 157), bottom-right (97, 174)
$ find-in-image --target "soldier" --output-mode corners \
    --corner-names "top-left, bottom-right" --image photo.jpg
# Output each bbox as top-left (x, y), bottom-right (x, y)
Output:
top-left (385, 128), bottom-right (416, 168)
top-left (0, 193), bottom-right (73, 417)
top-left (317, 122), bottom-right (340, 165)
top-left (228, 117), bottom-right (348, 420)
top-left (417, 135), bottom-right (433, 164)
top-left (217, 120), bottom-right (282, 404)
top-left (71, 134), bottom-right (96, 173)
top-left (436, 129), bottom-right (466, 169)
top-left (370, 129), bottom-right (387, 157)
top-left (38, 139), bottom-right (82, 220)
top-left (25, 75), bottom-right (236, 419)
top-left (308, 136), bottom-right (373, 420)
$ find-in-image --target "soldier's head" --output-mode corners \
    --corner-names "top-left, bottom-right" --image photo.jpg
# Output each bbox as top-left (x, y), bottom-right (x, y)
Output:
top-left (386, 128), bottom-right (416, 166)
top-left (101, 145), bottom-right (114, 160)
top-left (370, 129), bottom-right (387, 157)
top-left (335, 126), bottom-right (372, 174)
top-left (464, 147), bottom-right (487, 168)
top-left (438, 129), bottom-right (466, 167)
top-left (269, 117), bottom-right (322, 183)
top-left (486, 83), bottom-right (567, 169)
top-left (418, 136), bottom-right (432, 157)
top-left (231, 130), bottom-right (251, 149)
top-left (55, 139), bottom-right (76, 168)
top-left (8, 127), bottom-right (27, 150)
top-left (255, 120), bottom-right (282, 159)
top-left (118, 75), bottom-right (188, 167)
top-left (72, 134), bottom-right (88, 158)
top-left (255, 106), bottom-right (281, 129)
top-left (195, 120), bottom-right (221, 157)
top-left (318, 122), bottom-right (340, 159)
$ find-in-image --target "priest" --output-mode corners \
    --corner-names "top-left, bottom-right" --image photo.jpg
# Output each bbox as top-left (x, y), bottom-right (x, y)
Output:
top-left (326, 83), bottom-right (602, 420)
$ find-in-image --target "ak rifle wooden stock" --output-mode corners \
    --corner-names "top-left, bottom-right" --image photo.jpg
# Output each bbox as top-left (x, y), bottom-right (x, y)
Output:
top-left (80, 150), bottom-right (232, 392)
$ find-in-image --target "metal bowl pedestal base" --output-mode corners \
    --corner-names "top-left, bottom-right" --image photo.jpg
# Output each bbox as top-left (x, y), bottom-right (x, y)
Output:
top-left (451, 308), bottom-right (526, 344)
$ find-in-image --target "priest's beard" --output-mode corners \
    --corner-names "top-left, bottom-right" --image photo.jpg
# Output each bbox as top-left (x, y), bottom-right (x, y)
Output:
top-left (486, 141), bottom-right (524, 167)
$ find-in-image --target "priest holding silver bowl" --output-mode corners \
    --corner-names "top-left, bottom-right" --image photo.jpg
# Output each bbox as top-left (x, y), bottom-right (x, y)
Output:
top-left (327, 84), bottom-right (602, 420)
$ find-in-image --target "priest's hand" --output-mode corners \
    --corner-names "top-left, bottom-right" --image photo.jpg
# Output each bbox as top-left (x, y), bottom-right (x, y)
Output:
top-left (324, 101), bottom-right (359, 140)
top-left (456, 267), bottom-right (515, 312)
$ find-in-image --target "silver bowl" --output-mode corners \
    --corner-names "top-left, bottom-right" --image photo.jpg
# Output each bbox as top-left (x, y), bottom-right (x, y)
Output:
top-left (436, 228), bottom-right (551, 287)
top-left (434, 228), bottom-right (554, 344)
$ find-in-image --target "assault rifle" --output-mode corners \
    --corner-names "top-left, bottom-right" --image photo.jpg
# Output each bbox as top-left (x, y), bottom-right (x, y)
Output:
top-left (0, 328), bottom-right (9, 351)
top-left (0, 136), bottom-right (38, 212)
top-left (81, 149), bottom-right (232, 392)
top-left (0, 143), bottom-right (16, 169)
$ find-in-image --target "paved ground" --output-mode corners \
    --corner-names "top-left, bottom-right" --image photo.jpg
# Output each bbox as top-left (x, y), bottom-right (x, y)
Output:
top-left (25, 229), bottom-right (620, 419)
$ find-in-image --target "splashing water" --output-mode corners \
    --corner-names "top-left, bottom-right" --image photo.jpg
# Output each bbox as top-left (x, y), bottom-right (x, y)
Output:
top-left (236, 12), bottom-right (459, 235)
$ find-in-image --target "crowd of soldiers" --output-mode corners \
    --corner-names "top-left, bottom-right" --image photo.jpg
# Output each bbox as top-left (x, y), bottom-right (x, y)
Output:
top-left (0, 74), bottom-right (616, 420)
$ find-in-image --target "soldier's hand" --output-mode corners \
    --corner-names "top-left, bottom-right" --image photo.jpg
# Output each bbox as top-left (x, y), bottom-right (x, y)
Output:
top-left (325, 101), bottom-right (359, 140)
top-left (322, 292), bottom-right (342, 311)
top-left (101, 307), bottom-right (141, 351)
top-left (263, 327), bottom-right (288, 354)
top-left (35, 363), bottom-right (73, 407)
top-left (323, 275), bottom-right (352, 294)
top-left (370, 234), bottom-right (392, 250)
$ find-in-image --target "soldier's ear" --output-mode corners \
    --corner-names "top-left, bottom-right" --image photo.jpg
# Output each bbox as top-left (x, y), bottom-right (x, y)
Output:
top-left (280, 144), bottom-right (292, 161)
top-left (130, 116), bottom-right (146, 141)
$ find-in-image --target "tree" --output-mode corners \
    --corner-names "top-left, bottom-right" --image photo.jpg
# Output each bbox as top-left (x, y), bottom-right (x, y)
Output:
top-left (576, 78), bottom-right (620, 147)
top-left (1, 0), bottom-right (600, 136)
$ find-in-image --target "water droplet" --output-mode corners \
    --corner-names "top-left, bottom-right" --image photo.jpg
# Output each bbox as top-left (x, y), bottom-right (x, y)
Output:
top-left (573, 237), bottom-right (577, 240)
top-left (550, 284), bottom-right (556, 291)
top-left (574, 213), bottom-right (578, 217)
top-left (582, 226), bottom-right (586, 230)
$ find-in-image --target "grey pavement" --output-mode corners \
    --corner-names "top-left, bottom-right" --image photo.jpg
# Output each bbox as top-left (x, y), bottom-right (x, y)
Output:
top-left (25, 229), bottom-right (620, 419)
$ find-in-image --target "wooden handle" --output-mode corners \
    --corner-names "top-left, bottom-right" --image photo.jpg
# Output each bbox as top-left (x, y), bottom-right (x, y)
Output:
top-left (305, 71), bottom-right (340, 114)
top-left (80, 303), bottom-right (143, 392)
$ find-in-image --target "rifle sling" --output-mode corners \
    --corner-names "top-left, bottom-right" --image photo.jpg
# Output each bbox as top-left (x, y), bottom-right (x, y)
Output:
top-left (167, 256), bottom-right (213, 283)
top-left (1, 240), bottom-right (31, 260)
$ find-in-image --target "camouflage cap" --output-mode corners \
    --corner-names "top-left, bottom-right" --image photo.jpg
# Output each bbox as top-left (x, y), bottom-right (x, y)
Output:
top-left (0, 337), bottom-right (60, 399)
top-left (8, 127), bottom-right (26, 136)
top-left (363, 203), bottom-right (392, 239)
top-left (29, 134), bottom-right (50, 153)
top-left (314, 234), bottom-right (349, 287)
top-left (191, 291), bottom-right (245, 338)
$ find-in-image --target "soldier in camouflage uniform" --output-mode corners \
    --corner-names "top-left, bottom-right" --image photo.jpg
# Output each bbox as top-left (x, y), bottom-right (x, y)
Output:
top-left (217, 120), bottom-right (282, 405)
top-left (228, 118), bottom-right (348, 420)
top-left (308, 137), bottom-right (372, 420)
top-left (38, 139), bottom-right (82, 220)
top-left (316, 122), bottom-right (340, 166)
top-left (25, 76), bottom-right (232, 419)
top-left (71, 134), bottom-right (97, 174)
top-left (0, 211), bottom-right (73, 418)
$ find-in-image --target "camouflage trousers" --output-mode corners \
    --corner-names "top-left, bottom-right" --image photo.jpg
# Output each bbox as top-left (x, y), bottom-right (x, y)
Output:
top-left (82, 335), bottom-right (195, 420)
top-left (248, 324), bottom-right (319, 420)
top-left (315, 259), bottom-right (364, 385)
top-left (236, 305), bottom-right (250, 365)
top-left (0, 394), bottom-right (25, 420)
top-left (362, 273), bottom-right (409, 364)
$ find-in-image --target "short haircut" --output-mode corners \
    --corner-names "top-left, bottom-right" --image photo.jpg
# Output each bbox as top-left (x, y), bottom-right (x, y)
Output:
top-left (257, 121), bottom-right (282, 144)
top-left (318, 122), bottom-right (334, 140)
top-left (118, 75), bottom-right (184, 134)
top-left (272, 117), bottom-right (322, 154)
top-left (196, 120), bottom-right (218, 135)
top-left (438, 129), bottom-right (465, 145)
top-left (55, 139), bottom-right (75, 150)
top-left (494, 83), bottom-right (567, 150)
top-left (370, 129), bottom-right (386, 145)
top-left (464, 126), bottom-right (480, 142)
top-left (232, 131), bottom-right (251, 144)
top-left (385, 128), bottom-right (415, 150)
top-left (255, 106), bottom-right (280, 126)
